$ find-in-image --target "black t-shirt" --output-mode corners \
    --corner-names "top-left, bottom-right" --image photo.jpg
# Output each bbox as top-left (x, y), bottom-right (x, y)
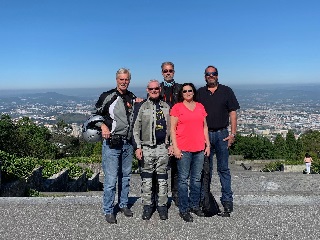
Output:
top-left (154, 101), bottom-right (167, 143)
top-left (197, 84), bottom-right (240, 130)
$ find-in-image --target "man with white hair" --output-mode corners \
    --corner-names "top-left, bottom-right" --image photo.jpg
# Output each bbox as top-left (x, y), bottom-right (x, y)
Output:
top-left (132, 80), bottom-right (173, 220)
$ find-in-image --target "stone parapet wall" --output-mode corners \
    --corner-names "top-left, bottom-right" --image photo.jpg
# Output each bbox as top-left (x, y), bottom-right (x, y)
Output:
top-left (0, 167), bottom-right (101, 197)
top-left (281, 164), bottom-right (305, 172)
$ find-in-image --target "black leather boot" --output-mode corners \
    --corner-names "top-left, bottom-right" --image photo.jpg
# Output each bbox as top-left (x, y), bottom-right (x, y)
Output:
top-left (142, 205), bottom-right (153, 220)
top-left (220, 201), bottom-right (233, 217)
top-left (157, 206), bottom-right (168, 220)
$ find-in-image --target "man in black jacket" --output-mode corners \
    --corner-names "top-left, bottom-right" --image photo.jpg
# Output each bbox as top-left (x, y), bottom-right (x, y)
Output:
top-left (95, 68), bottom-right (142, 224)
top-left (159, 62), bottom-right (181, 207)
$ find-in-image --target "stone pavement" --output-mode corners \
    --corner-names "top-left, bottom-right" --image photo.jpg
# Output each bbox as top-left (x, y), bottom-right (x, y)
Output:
top-left (1, 169), bottom-right (320, 240)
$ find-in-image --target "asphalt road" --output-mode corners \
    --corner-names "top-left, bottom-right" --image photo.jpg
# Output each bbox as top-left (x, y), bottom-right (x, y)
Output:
top-left (1, 170), bottom-right (319, 240)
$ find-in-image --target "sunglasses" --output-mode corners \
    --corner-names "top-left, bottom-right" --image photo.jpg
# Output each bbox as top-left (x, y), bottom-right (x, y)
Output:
top-left (148, 87), bottom-right (160, 91)
top-left (182, 89), bottom-right (193, 93)
top-left (205, 72), bottom-right (218, 76)
top-left (162, 69), bottom-right (174, 73)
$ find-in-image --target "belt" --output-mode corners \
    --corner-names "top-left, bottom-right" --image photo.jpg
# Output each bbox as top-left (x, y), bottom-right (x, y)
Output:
top-left (208, 127), bottom-right (227, 132)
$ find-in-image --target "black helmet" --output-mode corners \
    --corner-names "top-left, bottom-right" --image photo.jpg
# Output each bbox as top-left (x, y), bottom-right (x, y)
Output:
top-left (82, 115), bottom-right (105, 143)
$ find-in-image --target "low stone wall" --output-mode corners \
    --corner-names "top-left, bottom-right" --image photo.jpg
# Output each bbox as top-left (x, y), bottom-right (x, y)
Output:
top-left (0, 167), bottom-right (101, 197)
top-left (67, 172), bottom-right (87, 192)
top-left (27, 166), bottom-right (43, 190)
top-left (234, 159), bottom-right (285, 165)
top-left (281, 164), bottom-right (305, 173)
top-left (0, 178), bottom-right (26, 197)
top-left (87, 172), bottom-right (102, 191)
top-left (43, 169), bottom-right (69, 192)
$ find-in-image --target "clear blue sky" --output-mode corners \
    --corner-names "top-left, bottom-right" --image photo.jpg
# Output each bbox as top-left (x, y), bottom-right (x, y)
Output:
top-left (1, 0), bottom-right (319, 90)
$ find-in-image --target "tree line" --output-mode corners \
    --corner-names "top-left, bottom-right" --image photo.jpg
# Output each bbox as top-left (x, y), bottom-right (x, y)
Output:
top-left (1, 114), bottom-right (320, 163)
top-left (0, 114), bottom-right (100, 160)
top-left (230, 130), bottom-right (320, 163)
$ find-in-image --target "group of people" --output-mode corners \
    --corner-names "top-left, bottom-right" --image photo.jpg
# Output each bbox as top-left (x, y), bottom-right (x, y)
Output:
top-left (94, 62), bottom-right (240, 224)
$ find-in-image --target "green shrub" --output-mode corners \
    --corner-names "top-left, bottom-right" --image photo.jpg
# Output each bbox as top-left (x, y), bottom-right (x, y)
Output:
top-left (261, 161), bottom-right (283, 172)
top-left (40, 158), bottom-right (95, 179)
top-left (1, 150), bottom-right (40, 181)
top-left (132, 157), bottom-right (139, 172)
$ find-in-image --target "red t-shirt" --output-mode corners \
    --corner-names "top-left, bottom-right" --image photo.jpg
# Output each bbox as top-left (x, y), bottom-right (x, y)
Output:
top-left (170, 102), bottom-right (207, 152)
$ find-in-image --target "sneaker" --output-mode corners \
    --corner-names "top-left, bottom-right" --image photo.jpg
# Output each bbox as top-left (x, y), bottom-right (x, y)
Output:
top-left (105, 213), bottom-right (117, 224)
top-left (190, 208), bottom-right (205, 217)
top-left (157, 206), bottom-right (168, 220)
top-left (142, 205), bottom-right (153, 220)
top-left (119, 207), bottom-right (133, 217)
top-left (179, 212), bottom-right (193, 222)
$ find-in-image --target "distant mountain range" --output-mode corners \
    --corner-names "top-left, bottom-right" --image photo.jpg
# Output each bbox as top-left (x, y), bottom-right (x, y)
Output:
top-left (1, 83), bottom-right (319, 104)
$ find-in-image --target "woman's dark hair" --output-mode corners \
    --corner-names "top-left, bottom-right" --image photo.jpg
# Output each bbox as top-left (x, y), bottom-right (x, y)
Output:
top-left (178, 83), bottom-right (197, 102)
top-left (305, 152), bottom-right (311, 158)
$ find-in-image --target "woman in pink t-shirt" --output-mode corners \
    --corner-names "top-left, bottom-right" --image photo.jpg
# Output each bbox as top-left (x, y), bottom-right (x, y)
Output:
top-left (170, 83), bottom-right (210, 222)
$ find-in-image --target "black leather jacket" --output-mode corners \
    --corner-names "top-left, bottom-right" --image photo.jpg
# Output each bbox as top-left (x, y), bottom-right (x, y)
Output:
top-left (159, 82), bottom-right (182, 107)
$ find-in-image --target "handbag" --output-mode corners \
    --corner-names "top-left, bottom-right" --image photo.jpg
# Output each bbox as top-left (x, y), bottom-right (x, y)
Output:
top-left (200, 156), bottom-right (221, 216)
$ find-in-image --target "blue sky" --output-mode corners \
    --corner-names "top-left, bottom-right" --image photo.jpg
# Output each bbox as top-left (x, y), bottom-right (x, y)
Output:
top-left (0, 0), bottom-right (319, 90)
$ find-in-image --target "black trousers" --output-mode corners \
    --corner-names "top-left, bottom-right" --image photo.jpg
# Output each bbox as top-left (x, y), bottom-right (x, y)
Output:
top-left (170, 156), bottom-right (179, 198)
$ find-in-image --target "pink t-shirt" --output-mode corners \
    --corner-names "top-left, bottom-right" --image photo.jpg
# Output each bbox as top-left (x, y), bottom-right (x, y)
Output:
top-left (170, 102), bottom-right (207, 152)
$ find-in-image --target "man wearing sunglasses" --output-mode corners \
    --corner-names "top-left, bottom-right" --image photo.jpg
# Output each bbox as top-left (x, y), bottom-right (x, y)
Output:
top-left (159, 62), bottom-right (182, 208)
top-left (132, 80), bottom-right (172, 220)
top-left (197, 65), bottom-right (240, 217)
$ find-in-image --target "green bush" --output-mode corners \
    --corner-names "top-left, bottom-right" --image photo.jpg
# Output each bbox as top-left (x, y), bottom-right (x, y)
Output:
top-left (1, 150), bottom-right (39, 181)
top-left (60, 156), bottom-right (101, 164)
top-left (1, 150), bottom-right (97, 182)
top-left (261, 161), bottom-right (283, 172)
top-left (40, 159), bottom-right (90, 179)
top-left (310, 160), bottom-right (320, 174)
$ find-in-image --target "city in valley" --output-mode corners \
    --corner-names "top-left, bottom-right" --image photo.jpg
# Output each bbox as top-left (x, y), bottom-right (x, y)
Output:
top-left (1, 84), bottom-right (319, 141)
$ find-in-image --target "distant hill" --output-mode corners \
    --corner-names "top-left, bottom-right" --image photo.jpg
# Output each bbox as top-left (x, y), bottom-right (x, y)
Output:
top-left (1, 84), bottom-right (319, 105)
top-left (0, 91), bottom-right (85, 105)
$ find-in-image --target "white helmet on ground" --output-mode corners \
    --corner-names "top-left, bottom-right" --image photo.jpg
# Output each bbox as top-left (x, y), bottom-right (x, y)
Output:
top-left (82, 115), bottom-right (105, 143)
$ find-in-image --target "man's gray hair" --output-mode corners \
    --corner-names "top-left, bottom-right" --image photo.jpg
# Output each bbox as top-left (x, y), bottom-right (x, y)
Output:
top-left (161, 62), bottom-right (174, 70)
top-left (116, 68), bottom-right (131, 80)
top-left (147, 79), bottom-right (160, 88)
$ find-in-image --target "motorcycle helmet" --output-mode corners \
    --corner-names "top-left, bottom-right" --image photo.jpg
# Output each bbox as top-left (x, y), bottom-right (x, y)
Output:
top-left (82, 115), bottom-right (105, 143)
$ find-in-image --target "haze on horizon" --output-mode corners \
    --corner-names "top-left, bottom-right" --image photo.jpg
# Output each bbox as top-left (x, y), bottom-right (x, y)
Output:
top-left (0, 0), bottom-right (319, 90)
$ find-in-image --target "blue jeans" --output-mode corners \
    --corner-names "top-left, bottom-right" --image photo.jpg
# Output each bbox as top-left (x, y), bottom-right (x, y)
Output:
top-left (102, 139), bottom-right (133, 214)
top-left (208, 128), bottom-right (233, 203)
top-left (177, 151), bottom-right (204, 213)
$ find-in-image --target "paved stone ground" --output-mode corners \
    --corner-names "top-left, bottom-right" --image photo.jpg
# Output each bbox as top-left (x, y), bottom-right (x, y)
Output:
top-left (1, 167), bottom-right (320, 240)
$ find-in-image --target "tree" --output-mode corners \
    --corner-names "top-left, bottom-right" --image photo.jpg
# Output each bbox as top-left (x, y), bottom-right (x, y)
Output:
top-left (15, 117), bottom-right (58, 159)
top-left (273, 134), bottom-right (286, 159)
top-left (285, 130), bottom-right (297, 160)
top-left (299, 130), bottom-right (320, 159)
top-left (230, 134), bottom-right (274, 159)
top-left (0, 114), bottom-right (18, 154)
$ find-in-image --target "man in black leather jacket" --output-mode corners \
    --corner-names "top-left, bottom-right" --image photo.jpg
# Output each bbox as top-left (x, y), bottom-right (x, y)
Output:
top-left (159, 62), bottom-right (181, 207)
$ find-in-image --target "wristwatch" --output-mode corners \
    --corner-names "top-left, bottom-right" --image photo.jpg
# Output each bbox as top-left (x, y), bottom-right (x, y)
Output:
top-left (230, 133), bottom-right (236, 137)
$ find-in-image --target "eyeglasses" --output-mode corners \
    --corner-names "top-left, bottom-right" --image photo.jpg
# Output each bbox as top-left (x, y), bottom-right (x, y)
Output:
top-left (118, 78), bottom-right (130, 81)
top-left (205, 72), bottom-right (218, 76)
top-left (148, 87), bottom-right (160, 91)
top-left (162, 69), bottom-right (174, 73)
top-left (182, 89), bottom-right (193, 93)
